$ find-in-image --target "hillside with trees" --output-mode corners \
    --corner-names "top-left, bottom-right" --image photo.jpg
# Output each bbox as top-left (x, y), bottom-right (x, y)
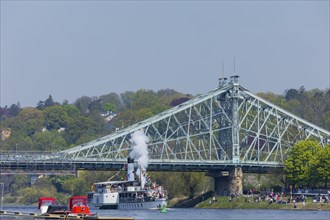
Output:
top-left (0, 86), bottom-right (329, 204)
top-left (0, 89), bottom-right (192, 151)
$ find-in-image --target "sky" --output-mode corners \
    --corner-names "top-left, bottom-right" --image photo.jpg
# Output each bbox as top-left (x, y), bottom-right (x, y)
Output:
top-left (1, 1), bottom-right (329, 107)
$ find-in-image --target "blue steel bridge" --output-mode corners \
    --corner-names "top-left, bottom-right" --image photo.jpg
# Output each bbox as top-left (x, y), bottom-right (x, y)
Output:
top-left (1, 76), bottom-right (329, 192)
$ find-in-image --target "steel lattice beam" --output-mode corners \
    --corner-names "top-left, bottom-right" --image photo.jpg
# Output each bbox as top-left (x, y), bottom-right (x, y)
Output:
top-left (54, 77), bottom-right (329, 168)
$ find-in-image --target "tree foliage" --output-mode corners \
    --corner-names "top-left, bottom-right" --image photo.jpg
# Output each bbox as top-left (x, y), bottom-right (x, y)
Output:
top-left (284, 140), bottom-right (329, 188)
top-left (74, 96), bottom-right (92, 114)
top-left (61, 177), bottom-right (90, 196)
top-left (9, 174), bottom-right (30, 196)
top-left (149, 171), bottom-right (213, 199)
top-left (44, 106), bottom-right (70, 130)
top-left (9, 103), bottom-right (21, 116)
top-left (63, 116), bottom-right (98, 145)
top-left (44, 95), bottom-right (55, 108)
top-left (259, 87), bottom-right (330, 130)
top-left (100, 92), bottom-right (122, 112)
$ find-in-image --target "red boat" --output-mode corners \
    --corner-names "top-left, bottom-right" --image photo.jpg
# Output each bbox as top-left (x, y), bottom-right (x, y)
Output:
top-left (38, 197), bottom-right (56, 214)
top-left (69, 196), bottom-right (92, 215)
top-left (39, 196), bottom-right (92, 216)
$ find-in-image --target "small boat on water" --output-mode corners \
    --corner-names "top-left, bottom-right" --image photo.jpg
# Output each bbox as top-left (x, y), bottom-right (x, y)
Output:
top-left (2, 196), bottom-right (132, 220)
top-left (39, 195), bottom-right (92, 216)
top-left (69, 195), bottom-right (92, 215)
top-left (88, 157), bottom-right (168, 210)
top-left (38, 197), bottom-right (56, 214)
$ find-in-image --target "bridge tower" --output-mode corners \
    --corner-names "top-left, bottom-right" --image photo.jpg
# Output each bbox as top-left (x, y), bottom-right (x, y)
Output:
top-left (211, 75), bottom-right (243, 195)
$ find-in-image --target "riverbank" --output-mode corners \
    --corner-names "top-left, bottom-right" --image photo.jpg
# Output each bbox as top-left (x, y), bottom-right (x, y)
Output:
top-left (195, 195), bottom-right (330, 210)
top-left (3, 195), bottom-right (329, 211)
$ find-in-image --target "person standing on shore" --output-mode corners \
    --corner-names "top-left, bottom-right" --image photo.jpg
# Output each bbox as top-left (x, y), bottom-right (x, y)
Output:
top-left (302, 194), bottom-right (306, 207)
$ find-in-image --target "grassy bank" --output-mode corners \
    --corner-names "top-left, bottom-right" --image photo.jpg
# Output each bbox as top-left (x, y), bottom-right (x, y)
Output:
top-left (195, 196), bottom-right (330, 211)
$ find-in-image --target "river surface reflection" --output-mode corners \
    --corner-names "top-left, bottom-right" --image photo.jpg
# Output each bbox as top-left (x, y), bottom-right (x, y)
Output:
top-left (1, 206), bottom-right (330, 220)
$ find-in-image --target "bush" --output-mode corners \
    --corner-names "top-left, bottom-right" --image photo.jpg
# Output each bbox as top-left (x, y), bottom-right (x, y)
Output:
top-left (18, 185), bottom-right (58, 205)
top-left (4, 196), bottom-right (17, 204)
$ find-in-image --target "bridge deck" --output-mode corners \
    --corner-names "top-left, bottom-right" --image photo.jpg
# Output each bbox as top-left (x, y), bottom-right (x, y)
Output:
top-left (0, 159), bottom-right (284, 173)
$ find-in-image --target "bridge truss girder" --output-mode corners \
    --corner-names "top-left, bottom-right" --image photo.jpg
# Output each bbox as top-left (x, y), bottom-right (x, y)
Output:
top-left (59, 78), bottom-right (329, 168)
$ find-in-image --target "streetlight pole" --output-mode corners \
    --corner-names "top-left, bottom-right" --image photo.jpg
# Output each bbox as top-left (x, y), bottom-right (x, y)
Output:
top-left (0, 183), bottom-right (4, 210)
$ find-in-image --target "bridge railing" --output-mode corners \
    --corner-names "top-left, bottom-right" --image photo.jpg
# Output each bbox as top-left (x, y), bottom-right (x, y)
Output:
top-left (0, 151), bottom-right (63, 161)
top-left (1, 151), bottom-right (284, 174)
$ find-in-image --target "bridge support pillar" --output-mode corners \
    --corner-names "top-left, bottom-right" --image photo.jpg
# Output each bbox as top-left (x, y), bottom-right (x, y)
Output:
top-left (212, 167), bottom-right (243, 195)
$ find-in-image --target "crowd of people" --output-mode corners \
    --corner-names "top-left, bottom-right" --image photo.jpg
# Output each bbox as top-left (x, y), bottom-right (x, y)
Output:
top-left (225, 189), bottom-right (329, 208)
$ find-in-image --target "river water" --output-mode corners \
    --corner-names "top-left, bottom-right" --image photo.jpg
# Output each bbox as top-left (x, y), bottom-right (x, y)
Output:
top-left (1, 206), bottom-right (329, 220)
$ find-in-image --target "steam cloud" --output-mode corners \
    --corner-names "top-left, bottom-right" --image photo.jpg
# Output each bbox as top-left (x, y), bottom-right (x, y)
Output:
top-left (129, 130), bottom-right (150, 169)
top-left (129, 130), bottom-right (150, 188)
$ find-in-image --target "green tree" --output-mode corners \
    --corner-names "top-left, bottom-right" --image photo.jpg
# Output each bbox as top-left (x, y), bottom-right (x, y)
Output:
top-left (50, 136), bottom-right (67, 151)
top-left (312, 144), bottom-right (330, 187)
top-left (0, 116), bottom-right (21, 132)
top-left (62, 99), bottom-right (69, 105)
top-left (63, 105), bottom-right (80, 117)
top-left (18, 178), bottom-right (57, 204)
top-left (23, 118), bottom-right (44, 136)
top-left (49, 175), bottom-right (72, 193)
top-left (18, 107), bottom-right (44, 122)
top-left (149, 171), bottom-right (212, 199)
top-left (112, 109), bottom-right (139, 128)
top-left (74, 96), bottom-right (92, 114)
top-left (18, 187), bottom-right (40, 204)
top-left (149, 172), bottom-right (186, 199)
top-left (88, 98), bottom-right (103, 113)
top-left (15, 108), bottom-right (45, 140)
top-left (131, 89), bottom-right (168, 114)
top-left (89, 111), bottom-right (106, 134)
top-left (34, 177), bottom-right (55, 189)
top-left (181, 172), bottom-right (205, 199)
top-left (44, 106), bottom-right (70, 130)
top-left (100, 92), bottom-right (122, 111)
top-left (63, 116), bottom-right (98, 145)
top-left (9, 102), bottom-right (21, 116)
top-left (61, 177), bottom-right (89, 196)
top-left (32, 131), bottom-right (52, 151)
top-left (9, 174), bottom-right (30, 196)
top-left (36, 101), bottom-right (45, 110)
top-left (120, 91), bottom-right (135, 110)
top-left (135, 108), bottom-right (154, 122)
top-left (284, 140), bottom-right (323, 188)
top-left (104, 102), bottom-right (116, 113)
top-left (322, 110), bottom-right (330, 131)
top-left (260, 88), bottom-right (330, 130)
top-left (258, 92), bottom-right (288, 111)
top-left (285, 88), bottom-right (301, 101)
top-left (44, 94), bottom-right (55, 107)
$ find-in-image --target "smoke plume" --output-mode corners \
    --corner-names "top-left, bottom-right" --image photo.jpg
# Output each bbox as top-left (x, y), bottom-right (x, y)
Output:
top-left (129, 130), bottom-right (150, 188)
top-left (129, 130), bottom-right (150, 169)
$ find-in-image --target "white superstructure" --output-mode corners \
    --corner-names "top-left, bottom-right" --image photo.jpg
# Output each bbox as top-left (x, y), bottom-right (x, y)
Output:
top-left (88, 157), bottom-right (167, 210)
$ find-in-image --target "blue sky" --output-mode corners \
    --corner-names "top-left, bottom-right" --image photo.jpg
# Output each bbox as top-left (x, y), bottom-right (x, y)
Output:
top-left (1, 1), bottom-right (329, 107)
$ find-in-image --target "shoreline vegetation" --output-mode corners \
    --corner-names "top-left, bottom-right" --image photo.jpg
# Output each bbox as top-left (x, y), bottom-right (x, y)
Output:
top-left (194, 195), bottom-right (330, 211)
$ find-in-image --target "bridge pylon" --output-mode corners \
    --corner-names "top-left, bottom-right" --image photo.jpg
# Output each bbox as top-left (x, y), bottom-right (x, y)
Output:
top-left (209, 167), bottom-right (243, 196)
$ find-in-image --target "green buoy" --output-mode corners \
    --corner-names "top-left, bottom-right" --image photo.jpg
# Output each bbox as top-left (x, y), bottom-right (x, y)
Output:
top-left (160, 203), bottom-right (167, 213)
